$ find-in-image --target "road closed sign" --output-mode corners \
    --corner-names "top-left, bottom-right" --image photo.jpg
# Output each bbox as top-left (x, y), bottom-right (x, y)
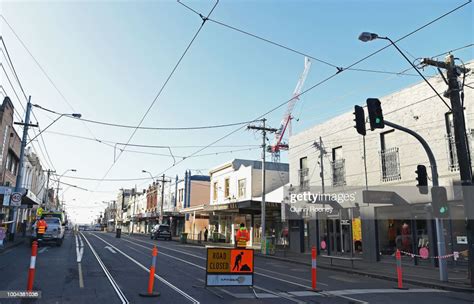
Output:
top-left (206, 248), bottom-right (254, 286)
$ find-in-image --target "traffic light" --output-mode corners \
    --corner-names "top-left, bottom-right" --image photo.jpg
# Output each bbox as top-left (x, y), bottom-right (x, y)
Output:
top-left (431, 186), bottom-right (449, 218)
top-left (366, 98), bottom-right (384, 130)
top-left (353, 105), bottom-right (366, 136)
top-left (415, 165), bottom-right (428, 194)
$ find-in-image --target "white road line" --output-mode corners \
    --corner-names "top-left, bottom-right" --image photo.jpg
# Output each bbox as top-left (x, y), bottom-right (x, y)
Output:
top-left (327, 288), bottom-right (447, 295)
top-left (90, 233), bottom-right (200, 304)
top-left (254, 285), bottom-right (306, 304)
top-left (80, 232), bottom-right (129, 304)
top-left (105, 246), bottom-right (117, 254)
top-left (123, 235), bottom-right (328, 289)
top-left (38, 247), bottom-right (48, 254)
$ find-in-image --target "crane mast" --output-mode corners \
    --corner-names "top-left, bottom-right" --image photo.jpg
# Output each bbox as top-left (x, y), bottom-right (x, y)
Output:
top-left (271, 57), bottom-right (312, 162)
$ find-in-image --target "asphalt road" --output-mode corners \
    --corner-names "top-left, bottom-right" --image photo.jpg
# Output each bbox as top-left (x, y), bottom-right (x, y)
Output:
top-left (0, 231), bottom-right (473, 303)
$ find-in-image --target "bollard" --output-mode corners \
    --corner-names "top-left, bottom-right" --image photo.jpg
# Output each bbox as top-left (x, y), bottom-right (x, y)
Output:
top-left (139, 245), bottom-right (160, 297)
top-left (311, 245), bottom-right (319, 291)
top-left (27, 241), bottom-right (38, 291)
top-left (394, 249), bottom-right (408, 289)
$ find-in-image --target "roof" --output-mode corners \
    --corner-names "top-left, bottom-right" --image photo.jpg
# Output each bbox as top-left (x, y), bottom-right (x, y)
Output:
top-left (209, 159), bottom-right (289, 175)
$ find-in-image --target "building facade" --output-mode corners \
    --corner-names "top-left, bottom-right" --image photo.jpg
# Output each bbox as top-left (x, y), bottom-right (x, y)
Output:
top-left (286, 61), bottom-right (473, 268)
top-left (207, 159), bottom-right (289, 246)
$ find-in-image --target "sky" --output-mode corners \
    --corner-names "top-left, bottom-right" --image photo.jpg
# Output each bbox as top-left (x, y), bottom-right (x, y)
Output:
top-left (0, 0), bottom-right (472, 224)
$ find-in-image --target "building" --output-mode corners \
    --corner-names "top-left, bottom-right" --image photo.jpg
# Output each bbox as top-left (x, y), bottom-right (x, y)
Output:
top-left (116, 188), bottom-right (133, 232)
top-left (206, 159), bottom-right (289, 246)
top-left (285, 61), bottom-right (473, 268)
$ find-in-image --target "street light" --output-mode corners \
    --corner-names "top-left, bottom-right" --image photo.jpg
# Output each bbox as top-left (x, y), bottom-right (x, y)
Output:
top-left (27, 105), bottom-right (81, 144)
top-left (56, 169), bottom-right (77, 209)
top-left (141, 170), bottom-right (156, 184)
top-left (359, 31), bottom-right (449, 282)
top-left (358, 32), bottom-right (447, 107)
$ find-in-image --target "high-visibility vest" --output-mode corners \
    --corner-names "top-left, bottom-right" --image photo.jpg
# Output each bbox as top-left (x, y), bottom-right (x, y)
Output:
top-left (236, 228), bottom-right (249, 248)
top-left (37, 220), bottom-right (47, 234)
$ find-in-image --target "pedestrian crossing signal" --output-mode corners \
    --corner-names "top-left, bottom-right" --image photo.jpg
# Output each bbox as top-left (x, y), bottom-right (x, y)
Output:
top-left (431, 186), bottom-right (449, 219)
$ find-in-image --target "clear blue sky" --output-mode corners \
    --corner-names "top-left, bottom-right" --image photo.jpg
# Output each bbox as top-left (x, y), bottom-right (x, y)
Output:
top-left (1, 0), bottom-right (472, 223)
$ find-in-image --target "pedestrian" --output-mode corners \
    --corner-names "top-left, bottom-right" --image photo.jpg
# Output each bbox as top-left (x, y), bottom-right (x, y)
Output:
top-left (204, 228), bottom-right (208, 242)
top-left (235, 223), bottom-right (250, 248)
top-left (36, 216), bottom-right (48, 244)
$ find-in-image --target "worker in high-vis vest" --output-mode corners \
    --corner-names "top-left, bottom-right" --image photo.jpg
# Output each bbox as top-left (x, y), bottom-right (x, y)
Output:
top-left (36, 216), bottom-right (48, 242)
top-left (235, 223), bottom-right (250, 248)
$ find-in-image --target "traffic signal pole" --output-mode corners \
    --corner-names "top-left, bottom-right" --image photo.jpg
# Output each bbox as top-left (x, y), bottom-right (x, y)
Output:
top-left (422, 55), bottom-right (473, 286)
top-left (384, 120), bottom-right (447, 281)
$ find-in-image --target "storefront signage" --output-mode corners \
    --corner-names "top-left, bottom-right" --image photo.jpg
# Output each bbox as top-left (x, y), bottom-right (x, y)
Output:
top-left (206, 248), bottom-right (253, 286)
top-left (352, 218), bottom-right (362, 242)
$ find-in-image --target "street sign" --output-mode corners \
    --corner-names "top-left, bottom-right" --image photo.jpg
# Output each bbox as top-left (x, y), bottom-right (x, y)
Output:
top-left (206, 248), bottom-right (254, 286)
top-left (3, 188), bottom-right (11, 206)
top-left (10, 192), bottom-right (22, 207)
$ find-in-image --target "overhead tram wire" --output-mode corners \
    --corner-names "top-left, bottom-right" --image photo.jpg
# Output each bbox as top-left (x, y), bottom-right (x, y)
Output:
top-left (33, 104), bottom-right (261, 131)
top-left (91, 0), bottom-right (220, 193)
top-left (139, 0), bottom-right (472, 184)
top-left (178, 0), bottom-right (424, 77)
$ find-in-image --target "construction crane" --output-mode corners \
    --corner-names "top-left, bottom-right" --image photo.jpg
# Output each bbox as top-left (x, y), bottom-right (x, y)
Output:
top-left (270, 57), bottom-right (312, 162)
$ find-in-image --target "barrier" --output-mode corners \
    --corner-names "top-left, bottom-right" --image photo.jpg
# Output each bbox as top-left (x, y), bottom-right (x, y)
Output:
top-left (27, 241), bottom-right (38, 291)
top-left (395, 249), bottom-right (408, 289)
top-left (139, 245), bottom-right (160, 297)
top-left (311, 246), bottom-right (318, 291)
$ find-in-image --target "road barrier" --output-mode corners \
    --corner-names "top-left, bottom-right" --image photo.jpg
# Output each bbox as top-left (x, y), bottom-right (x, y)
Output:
top-left (27, 241), bottom-right (38, 291)
top-left (311, 246), bottom-right (318, 291)
top-left (139, 245), bottom-right (160, 297)
top-left (395, 249), bottom-right (408, 289)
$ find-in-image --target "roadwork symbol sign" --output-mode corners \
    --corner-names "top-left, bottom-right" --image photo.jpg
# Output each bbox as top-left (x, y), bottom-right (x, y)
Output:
top-left (206, 248), bottom-right (254, 286)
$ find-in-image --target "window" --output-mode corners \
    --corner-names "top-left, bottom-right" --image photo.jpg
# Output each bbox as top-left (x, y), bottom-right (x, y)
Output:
top-left (238, 179), bottom-right (246, 198)
top-left (298, 157), bottom-right (309, 190)
top-left (380, 130), bottom-right (401, 181)
top-left (331, 146), bottom-right (346, 186)
top-left (178, 189), bottom-right (184, 203)
top-left (224, 178), bottom-right (230, 198)
top-left (213, 182), bottom-right (218, 201)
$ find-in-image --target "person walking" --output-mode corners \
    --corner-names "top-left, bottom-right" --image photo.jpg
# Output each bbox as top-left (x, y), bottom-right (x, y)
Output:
top-left (235, 223), bottom-right (250, 248)
top-left (204, 228), bottom-right (208, 242)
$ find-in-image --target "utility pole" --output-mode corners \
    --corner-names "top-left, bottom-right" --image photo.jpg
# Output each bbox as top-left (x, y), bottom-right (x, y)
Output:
top-left (42, 169), bottom-right (55, 209)
top-left (159, 174), bottom-right (170, 224)
top-left (422, 55), bottom-right (473, 286)
top-left (9, 97), bottom-right (38, 241)
top-left (248, 119), bottom-right (277, 254)
top-left (313, 137), bottom-right (326, 254)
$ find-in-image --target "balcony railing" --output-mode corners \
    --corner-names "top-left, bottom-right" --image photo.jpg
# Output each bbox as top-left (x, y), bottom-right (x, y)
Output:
top-left (331, 158), bottom-right (346, 187)
top-left (298, 168), bottom-right (310, 190)
top-left (379, 147), bottom-right (401, 182)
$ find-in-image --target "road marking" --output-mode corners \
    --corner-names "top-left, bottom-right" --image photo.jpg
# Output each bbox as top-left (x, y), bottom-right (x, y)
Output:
top-left (81, 232), bottom-right (129, 304)
top-left (75, 233), bottom-right (84, 262)
top-left (123, 235), bottom-right (330, 287)
top-left (327, 288), bottom-right (447, 295)
top-left (254, 285), bottom-right (306, 304)
top-left (38, 247), bottom-right (48, 254)
top-left (105, 246), bottom-right (117, 254)
top-left (78, 262), bottom-right (84, 288)
top-left (90, 233), bottom-right (200, 304)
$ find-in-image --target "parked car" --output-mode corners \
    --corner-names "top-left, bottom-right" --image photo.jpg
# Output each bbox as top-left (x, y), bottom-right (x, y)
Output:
top-left (31, 217), bottom-right (65, 246)
top-left (150, 224), bottom-right (171, 240)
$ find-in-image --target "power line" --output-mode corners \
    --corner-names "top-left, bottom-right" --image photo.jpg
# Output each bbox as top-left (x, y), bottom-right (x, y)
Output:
top-left (92, 0), bottom-right (220, 191)
top-left (141, 0), bottom-right (472, 185)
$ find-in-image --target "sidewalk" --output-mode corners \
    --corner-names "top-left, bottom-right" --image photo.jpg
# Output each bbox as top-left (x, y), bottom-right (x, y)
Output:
top-left (259, 249), bottom-right (473, 293)
top-left (0, 233), bottom-right (28, 254)
top-left (165, 235), bottom-right (472, 293)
